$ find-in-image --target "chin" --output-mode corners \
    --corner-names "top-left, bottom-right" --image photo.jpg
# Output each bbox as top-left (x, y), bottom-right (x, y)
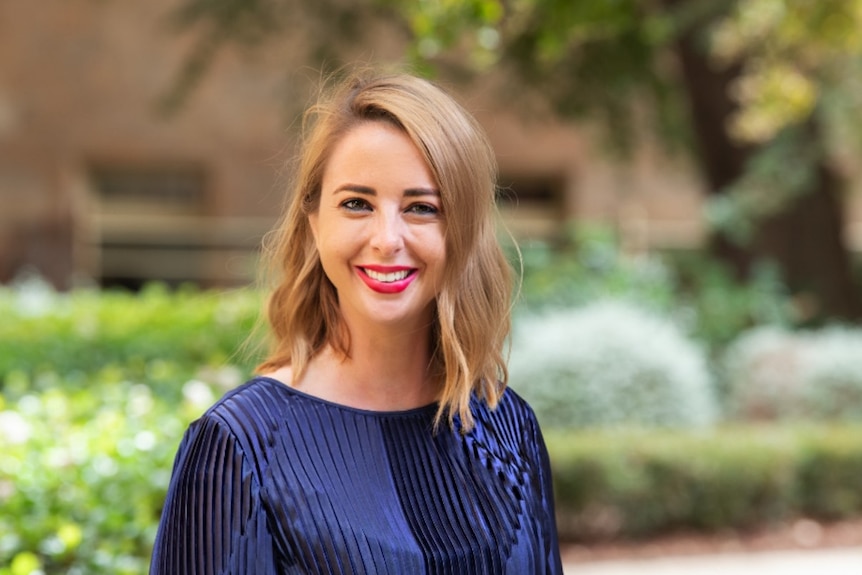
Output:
top-left (362, 303), bottom-right (434, 328)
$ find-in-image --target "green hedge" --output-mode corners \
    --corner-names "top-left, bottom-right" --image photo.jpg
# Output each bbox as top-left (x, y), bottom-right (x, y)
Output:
top-left (1, 282), bottom-right (858, 573)
top-left (0, 283), bottom-right (261, 397)
top-left (548, 426), bottom-right (862, 541)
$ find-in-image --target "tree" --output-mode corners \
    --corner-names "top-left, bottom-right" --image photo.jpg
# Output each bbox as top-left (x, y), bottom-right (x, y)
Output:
top-left (665, 0), bottom-right (862, 321)
top-left (399, 0), bottom-right (862, 321)
top-left (168, 0), bottom-right (862, 321)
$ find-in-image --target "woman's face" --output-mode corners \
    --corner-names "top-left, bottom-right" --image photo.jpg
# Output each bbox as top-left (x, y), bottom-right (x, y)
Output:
top-left (309, 121), bottom-right (446, 334)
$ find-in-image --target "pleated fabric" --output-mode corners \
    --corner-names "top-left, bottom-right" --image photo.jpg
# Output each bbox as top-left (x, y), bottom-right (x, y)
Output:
top-left (149, 377), bottom-right (562, 574)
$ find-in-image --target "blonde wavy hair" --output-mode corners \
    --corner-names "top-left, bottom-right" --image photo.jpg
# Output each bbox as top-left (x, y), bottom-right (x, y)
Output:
top-left (257, 71), bottom-right (512, 431)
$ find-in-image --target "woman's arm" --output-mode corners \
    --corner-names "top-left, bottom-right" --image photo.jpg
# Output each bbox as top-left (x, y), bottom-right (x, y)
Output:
top-left (149, 415), bottom-right (277, 575)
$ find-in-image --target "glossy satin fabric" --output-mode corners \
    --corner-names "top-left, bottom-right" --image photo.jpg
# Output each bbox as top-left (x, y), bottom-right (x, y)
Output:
top-left (150, 377), bottom-right (562, 574)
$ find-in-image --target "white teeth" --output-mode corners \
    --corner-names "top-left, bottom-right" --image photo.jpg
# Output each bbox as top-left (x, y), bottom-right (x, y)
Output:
top-left (365, 269), bottom-right (410, 282)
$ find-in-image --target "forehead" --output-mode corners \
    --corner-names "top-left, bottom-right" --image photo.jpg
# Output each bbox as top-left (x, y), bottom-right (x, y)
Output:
top-left (322, 122), bottom-right (436, 190)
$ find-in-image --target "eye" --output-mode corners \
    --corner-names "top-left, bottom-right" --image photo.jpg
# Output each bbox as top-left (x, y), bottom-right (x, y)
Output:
top-left (340, 198), bottom-right (371, 212)
top-left (406, 203), bottom-right (440, 216)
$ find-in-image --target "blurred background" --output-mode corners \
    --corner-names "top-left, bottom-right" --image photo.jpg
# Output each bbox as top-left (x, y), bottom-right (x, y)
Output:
top-left (2, 0), bottom-right (862, 573)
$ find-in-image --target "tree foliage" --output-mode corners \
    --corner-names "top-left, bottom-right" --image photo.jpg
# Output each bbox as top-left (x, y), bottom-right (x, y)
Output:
top-left (164, 0), bottom-right (862, 319)
top-left (711, 0), bottom-right (862, 143)
top-left (398, 0), bottom-right (862, 319)
top-left (400, 0), bottom-right (862, 148)
top-left (165, 0), bottom-right (862, 203)
top-left (397, 0), bottom-right (690, 153)
top-left (161, 0), bottom-right (394, 112)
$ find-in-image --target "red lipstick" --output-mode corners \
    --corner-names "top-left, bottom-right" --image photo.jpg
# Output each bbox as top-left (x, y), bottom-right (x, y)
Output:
top-left (356, 265), bottom-right (417, 294)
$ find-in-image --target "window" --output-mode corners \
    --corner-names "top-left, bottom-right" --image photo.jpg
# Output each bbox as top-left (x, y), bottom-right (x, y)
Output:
top-left (496, 173), bottom-right (566, 239)
top-left (91, 165), bottom-right (205, 212)
top-left (87, 164), bottom-right (261, 289)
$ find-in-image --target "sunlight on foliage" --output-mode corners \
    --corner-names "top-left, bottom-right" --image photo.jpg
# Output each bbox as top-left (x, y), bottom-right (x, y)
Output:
top-left (728, 64), bottom-right (818, 142)
top-left (400, 0), bottom-right (504, 68)
top-left (0, 281), bottom-right (261, 574)
top-left (710, 0), bottom-right (862, 143)
top-left (0, 375), bottom-right (211, 573)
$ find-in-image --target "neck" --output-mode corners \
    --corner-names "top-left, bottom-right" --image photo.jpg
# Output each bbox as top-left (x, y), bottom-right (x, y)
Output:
top-left (297, 320), bottom-right (440, 411)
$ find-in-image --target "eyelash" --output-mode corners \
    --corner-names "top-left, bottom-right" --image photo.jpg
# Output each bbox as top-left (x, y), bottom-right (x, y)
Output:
top-left (339, 199), bottom-right (440, 216)
top-left (407, 203), bottom-right (439, 215)
top-left (340, 198), bottom-right (371, 211)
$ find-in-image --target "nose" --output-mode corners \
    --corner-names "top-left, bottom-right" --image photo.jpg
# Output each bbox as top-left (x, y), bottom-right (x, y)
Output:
top-left (369, 211), bottom-right (405, 255)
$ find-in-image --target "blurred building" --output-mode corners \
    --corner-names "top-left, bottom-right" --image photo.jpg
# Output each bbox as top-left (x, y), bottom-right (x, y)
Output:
top-left (1, 0), bottom-right (715, 290)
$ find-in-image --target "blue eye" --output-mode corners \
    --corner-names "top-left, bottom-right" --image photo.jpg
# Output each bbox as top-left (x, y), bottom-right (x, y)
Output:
top-left (341, 198), bottom-right (371, 211)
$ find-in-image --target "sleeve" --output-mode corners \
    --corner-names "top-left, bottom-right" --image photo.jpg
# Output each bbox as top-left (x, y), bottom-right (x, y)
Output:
top-left (530, 413), bottom-right (564, 575)
top-left (149, 415), bottom-right (278, 575)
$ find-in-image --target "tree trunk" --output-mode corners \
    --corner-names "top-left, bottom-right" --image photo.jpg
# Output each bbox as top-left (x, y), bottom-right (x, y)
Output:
top-left (669, 5), bottom-right (861, 321)
top-left (754, 158), bottom-right (861, 321)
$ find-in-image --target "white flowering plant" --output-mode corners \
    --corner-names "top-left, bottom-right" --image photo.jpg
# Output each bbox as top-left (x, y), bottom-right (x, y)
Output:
top-left (509, 300), bottom-right (717, 429)
top-left (723, 325), bottom-right (862, 422)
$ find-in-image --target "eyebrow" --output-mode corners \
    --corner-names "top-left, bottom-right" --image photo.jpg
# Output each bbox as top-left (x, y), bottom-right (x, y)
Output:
top-left (333, 183), bottom-right (439, 197)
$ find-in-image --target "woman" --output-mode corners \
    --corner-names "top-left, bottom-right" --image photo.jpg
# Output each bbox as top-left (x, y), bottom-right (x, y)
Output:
top-left (150, 71), bottom-right (562, 574)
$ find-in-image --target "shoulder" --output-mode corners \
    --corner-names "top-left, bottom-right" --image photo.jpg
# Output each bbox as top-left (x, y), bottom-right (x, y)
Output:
top-left (497, 386), bottom-right (536, 415)
top-left (461, 387), bottom-right (551, 477)
top-left (466, 386), bottom-right (544, 453)
top-left (202, 376), bottom-right (288, 429)
top-left (183, 377), bottom-right (289, 471)
top-left (473, 386), bottom-right (540, 429)
top-left (192, 377), bottom-right (295, 448)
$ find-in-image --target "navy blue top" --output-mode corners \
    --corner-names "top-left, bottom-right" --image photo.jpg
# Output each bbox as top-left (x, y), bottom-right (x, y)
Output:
top-left (150, 377), bottom-right (562, 574)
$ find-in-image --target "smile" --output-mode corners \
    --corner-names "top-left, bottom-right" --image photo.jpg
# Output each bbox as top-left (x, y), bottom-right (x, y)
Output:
top-left (357, 266), bottom-right (417, 294)
top-left (363, 268), bottom-right (411, 283)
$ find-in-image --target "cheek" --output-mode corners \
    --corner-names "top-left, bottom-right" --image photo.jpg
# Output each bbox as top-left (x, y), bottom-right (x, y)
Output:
top-left (311, 212), bottom-right (342, 254)
top-left (316, 226), bottom-right (360, 270)
top-left (315, 236), bottom-right (339, 268)
top-left (433, 241), bottom-right (446, 266)
top-left (423, 228), bottom-right (447, 270)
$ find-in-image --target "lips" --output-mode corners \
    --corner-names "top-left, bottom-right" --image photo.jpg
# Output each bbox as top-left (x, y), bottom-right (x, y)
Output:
top-left (357, 265), bottom-right (417, 294)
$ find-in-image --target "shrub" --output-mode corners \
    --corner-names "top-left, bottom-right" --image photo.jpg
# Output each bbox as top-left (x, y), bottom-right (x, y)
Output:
top-left (666, 254), bottom-right (790, 352)
top-left (723, 326), bottom-right (862, 421)
top-left (797, 427), bottom-right (862, 519)
top-left (0, 373), bottom-right (217, 574)
top-left (2, 282), bottom-right (862, 569)
top-left (0, 280), bottom-right (258, 574)
top-left (509, 301), bottom-right (716, 429)
top-left (0, 280), bottom-right (261, 398)
top-left (798, 328), bottom-right (862, 420)
top-left (548, 425), bottom-right (862, 541)
top-left (513, 225), bottom-right (677, 314)
top-left (510, 225), bottom-right (791, 356)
